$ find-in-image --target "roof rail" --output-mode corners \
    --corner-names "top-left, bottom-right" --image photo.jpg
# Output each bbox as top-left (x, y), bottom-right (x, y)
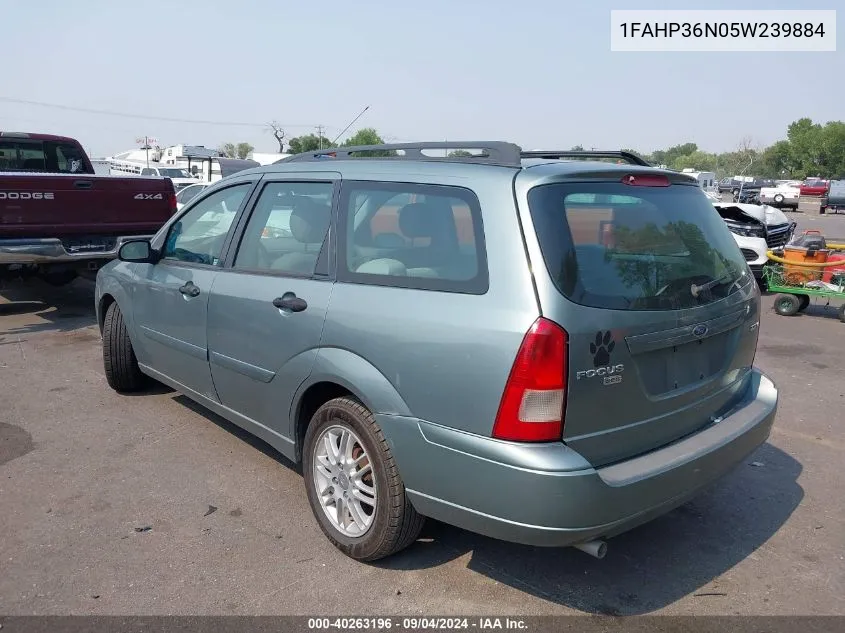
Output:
top-left (277, 141), bottom-right (523, 167)
top-left (520, 150), bottom-right (651, 167)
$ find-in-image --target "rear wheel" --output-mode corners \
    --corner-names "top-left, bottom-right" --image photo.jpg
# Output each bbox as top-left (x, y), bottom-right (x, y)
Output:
top-left (774, 293), bottom-right (801, 316)
top-left (302, 397), bottom-right (424, 562)
top-left (839, 304), bottom-right (845, 323)
top-left (102, 302), bottom-right (146, 392)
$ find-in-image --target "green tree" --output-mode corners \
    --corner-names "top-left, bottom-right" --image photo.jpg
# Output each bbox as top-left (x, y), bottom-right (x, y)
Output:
top-left (570, 145), bottom-right (585, 151)
top-left (218, 142), bottom-right (254, 159)
top-left (235, 142), bottom-right (254, 159)
top-left (448, 150), bottom-right (474, 157)
top-left (652, 143), bottom-right (698, 167)
top-left (287, 134), bottom-right (335, 154)
top-left (341, 128), bottom-right (395, 157)
top-left (758, 140), bottom-right (793, 178)
top-left (671, 150), bottom-right (718, 172)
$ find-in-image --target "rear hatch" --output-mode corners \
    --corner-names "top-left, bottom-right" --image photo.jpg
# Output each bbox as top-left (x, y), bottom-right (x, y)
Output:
top-left (522, 173), bottom-right (761, 467)
top-left (0, 174), bottom-right (175, 238)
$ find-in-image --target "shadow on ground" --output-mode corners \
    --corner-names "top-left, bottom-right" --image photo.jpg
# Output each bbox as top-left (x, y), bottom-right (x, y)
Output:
top-left (0, 278), bottom-right (97, 335)
top-left (384, 441), bottom-right (801, 614)
top-left (165, 389), bottom-right (802, 615)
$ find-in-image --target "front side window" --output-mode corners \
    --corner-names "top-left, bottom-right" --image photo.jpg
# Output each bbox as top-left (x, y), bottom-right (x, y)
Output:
top-left (234, 181), bottom-right (334, 275)
top-left (528, 182), bottom-right (750, 310)
top-left (162, 183), bottom-right (251, 265)
top-left (339, 181), bottom-right (487, 294)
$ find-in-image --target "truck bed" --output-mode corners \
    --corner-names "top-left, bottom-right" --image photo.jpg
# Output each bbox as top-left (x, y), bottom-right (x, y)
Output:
top-left (1, 172), bottom-right (175, 238)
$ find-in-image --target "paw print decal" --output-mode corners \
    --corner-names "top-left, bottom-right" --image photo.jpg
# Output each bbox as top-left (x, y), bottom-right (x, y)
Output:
top-left (590, 330), bottom-right (615, 367)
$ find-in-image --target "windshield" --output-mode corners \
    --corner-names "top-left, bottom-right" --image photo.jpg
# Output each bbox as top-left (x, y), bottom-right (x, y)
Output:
top-left (158, 168), bottom-right (191, 178)
top-left (527, 182), bottom-right (750, 310)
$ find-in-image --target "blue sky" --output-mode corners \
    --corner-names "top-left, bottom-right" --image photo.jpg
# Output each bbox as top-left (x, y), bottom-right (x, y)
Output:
top-left (2, 0), bottom-right (841, 156)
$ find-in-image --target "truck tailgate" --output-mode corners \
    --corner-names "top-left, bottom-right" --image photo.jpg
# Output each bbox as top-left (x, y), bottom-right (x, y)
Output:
top-left (0, 174), bottom-right (175, 238)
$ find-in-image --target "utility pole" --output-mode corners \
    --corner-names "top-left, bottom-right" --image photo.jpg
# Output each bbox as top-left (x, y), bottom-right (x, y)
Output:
top-left (317, 125), bottom-right (324, 149)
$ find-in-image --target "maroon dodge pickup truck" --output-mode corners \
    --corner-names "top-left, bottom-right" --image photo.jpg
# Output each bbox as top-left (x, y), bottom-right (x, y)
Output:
top-left (1, 131), bottom-right (176, 285)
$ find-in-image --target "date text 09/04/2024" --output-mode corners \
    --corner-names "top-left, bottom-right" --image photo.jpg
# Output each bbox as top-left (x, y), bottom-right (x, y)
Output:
top-left (618, 21), bottom-right (826, 39)
top-left (307, 617), bottom-right (528, 630)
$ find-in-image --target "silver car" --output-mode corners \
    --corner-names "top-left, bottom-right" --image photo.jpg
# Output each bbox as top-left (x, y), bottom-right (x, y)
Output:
top-left (95, 143), bottom-right (778, 561)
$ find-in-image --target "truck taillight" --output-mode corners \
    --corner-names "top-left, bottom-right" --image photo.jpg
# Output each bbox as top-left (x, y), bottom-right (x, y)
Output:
top-left (492, 318), bottom-right (567, 442)
top-left (168, 192), bottom-right (177, 214)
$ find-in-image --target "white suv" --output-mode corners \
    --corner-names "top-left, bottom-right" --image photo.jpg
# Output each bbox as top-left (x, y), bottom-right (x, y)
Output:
top-left (713, 202), bottom-right (796, 282)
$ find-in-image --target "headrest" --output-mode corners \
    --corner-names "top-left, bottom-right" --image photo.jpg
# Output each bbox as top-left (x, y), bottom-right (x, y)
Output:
top-left (289, 198), bottom-right (331, 243)
top-left (398, 202), bottom-right (447, 239)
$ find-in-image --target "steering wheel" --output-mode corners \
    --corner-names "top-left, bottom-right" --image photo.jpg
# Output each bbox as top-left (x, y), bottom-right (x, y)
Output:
top-left (172, 248), bottom-right (208, 265)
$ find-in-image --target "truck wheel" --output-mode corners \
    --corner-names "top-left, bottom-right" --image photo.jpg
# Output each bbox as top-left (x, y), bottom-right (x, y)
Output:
top-left (302, 397), bottom-right (425, 562)
top-left (774, 194), bottom-right (785, 204)
top-left (774, 294), bottom-right (801, 316)
top-left (102, 302), bottom-right (146, 392)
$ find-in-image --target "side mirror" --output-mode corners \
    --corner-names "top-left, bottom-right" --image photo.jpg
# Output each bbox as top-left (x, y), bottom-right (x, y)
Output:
top-left (118, 239), bottom-right (157, 263)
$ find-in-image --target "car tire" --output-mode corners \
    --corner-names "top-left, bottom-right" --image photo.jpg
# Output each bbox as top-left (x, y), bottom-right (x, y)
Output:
top-left (838, 304), bottom-right (845, 323)
top-left (774, 293), bottom-right (801, 316)
top-left (774, 194), bottom-right (785, 204)
top-left (302, 396), bottom-right (425, 562)
top-left (102, 301), bottom-right (146, 392)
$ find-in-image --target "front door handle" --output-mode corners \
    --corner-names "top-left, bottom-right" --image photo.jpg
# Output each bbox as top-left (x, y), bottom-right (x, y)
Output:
top-left (272, 292), bottom-right (307, 312)
top-left (179, 281), bottom-right (200, 297)
top-left (73, 180), bottom-right (93, 189)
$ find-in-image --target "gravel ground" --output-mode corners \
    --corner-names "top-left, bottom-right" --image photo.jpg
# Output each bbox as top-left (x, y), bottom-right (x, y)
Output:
top-left (1, 224), bottom-right (843, 615)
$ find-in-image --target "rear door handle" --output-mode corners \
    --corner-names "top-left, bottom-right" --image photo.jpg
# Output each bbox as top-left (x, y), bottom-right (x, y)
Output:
top-left (179, 281), bottom-right (200, 297)
top-left (272, 292), bottom-right (307, 312)
top-left (73, 180), bottom-right (93, 189)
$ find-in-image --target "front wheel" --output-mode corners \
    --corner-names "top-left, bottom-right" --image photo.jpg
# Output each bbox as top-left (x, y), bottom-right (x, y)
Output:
top-left (302, 397), bottom-right (424, 562)
top-left (774, 293), bottom-right (801, 316)
top-left (102, 302), bottom-right (146, 392)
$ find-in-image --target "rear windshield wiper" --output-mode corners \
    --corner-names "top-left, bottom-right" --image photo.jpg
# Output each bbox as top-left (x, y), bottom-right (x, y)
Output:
top-left (690, 272), bottom-right (743, 298)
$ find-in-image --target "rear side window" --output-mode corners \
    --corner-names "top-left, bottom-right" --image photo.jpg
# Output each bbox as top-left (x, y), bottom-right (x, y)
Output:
top-left (338, 181), bottom-right (488, 294)
top-left (527, 182), bottom-right (751, 310)
top-left (0, 140), bottom-right (90, 173)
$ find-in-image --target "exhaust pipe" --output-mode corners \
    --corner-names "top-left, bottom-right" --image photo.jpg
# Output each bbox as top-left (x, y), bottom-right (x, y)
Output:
top-left (573, 540), bottom-right (607, 559)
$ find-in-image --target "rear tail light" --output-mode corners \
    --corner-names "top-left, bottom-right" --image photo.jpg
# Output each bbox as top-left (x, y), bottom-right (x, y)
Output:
top-left (492, 317), bottom-right (568, 442)
top-left (168, 192), bottom-right (177, 214)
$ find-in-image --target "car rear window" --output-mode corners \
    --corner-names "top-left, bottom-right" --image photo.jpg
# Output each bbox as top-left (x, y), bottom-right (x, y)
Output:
top-left (0, 140), bottom-right (90, 173)
top-left (527, 182), bottom-right (751, 310)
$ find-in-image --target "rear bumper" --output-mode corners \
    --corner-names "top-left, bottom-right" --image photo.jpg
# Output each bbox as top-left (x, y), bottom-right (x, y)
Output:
top-left (380, 369), bottom-right (777, 547)
top-left (0, 235), bottom-right (152, 265)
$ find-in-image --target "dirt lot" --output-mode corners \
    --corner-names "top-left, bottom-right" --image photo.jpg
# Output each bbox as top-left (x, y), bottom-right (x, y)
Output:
top-left (1, 215), bottom-right (843, 616)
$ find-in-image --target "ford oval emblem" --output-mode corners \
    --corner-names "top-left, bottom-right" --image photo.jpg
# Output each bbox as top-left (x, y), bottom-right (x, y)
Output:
top-left (692, 324), bottom-right (709, 338)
